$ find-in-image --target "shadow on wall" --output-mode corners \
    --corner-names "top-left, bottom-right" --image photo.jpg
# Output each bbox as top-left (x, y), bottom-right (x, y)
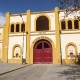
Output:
top-left (76, 53), bottom-right (80, 64)
top-left (65, 53), bottom-right (80, 64)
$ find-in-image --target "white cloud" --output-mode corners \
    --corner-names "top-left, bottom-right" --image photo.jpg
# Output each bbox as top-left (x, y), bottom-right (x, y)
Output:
top-left (0, 12), bottom-right (5, 27)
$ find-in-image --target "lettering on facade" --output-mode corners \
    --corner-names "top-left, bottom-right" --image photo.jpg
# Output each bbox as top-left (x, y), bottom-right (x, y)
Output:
top-left (38, 32), bottom-right (46, 34)
top-left (33, 36), bottom-right (53, 44)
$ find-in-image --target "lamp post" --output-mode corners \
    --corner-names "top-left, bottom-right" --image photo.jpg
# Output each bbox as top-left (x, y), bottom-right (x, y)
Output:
top-left (20, 14), bottom-right (25, 64)
top-left (59, 30), bottom-right (62, 65)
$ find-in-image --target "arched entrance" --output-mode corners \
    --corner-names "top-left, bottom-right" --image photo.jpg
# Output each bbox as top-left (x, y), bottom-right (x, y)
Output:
top-left (33, 39), bottom-right (52, 64)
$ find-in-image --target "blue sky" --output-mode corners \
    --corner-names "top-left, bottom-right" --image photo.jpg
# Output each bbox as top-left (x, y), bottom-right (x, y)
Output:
top-left (0, 0), bottom-right (61, 26)
top-left (0, 0), bottom-right (60, 13)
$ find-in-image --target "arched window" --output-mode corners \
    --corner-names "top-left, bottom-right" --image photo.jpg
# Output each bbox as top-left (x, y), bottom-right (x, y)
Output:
top-left (11, 24), bottom-right (14, 32)
top-left (16, 24), bottom-right (19, 32)
top-left (67, 44), bottom-right (76, 59)
top-left (61, 21), bottom-right (66, 30)
top-left (74, 20), bottom-right (79, 29)
top-left (21, 23), bottom-right (25, 32)
top-left (36, 16), bottom-right (49, 31)
top-left (68, 20), bottom-right (72, 29)
top-left (13, 45), bottom-right (21, 58)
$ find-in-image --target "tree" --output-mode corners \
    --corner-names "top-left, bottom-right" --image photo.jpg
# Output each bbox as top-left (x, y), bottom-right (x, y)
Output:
top-left (57, 0), bottom-right (80, 20)
top-left (57, 0), bottom-right (80, 9)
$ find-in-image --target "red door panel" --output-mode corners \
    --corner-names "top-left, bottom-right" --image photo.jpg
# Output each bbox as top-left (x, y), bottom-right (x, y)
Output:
top-left (43, 49), bottom-right (52, 63)
top-left (34, 49), bottom-right (43, 63)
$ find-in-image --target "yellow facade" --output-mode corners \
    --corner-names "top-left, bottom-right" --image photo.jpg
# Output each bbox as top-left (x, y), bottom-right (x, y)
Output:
top-left (0, 7), bottom-right (80, 64)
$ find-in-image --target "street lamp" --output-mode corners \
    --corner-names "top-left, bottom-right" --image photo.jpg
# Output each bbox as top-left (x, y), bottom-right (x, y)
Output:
top-left (20, 14), bottom-right (25, 64)
top-left (59, 30), bottom-right (62, 65)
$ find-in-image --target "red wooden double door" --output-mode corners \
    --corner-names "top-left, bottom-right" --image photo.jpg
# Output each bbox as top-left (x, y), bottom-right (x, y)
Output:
top-left (33, 40), bottom-right (52, 64)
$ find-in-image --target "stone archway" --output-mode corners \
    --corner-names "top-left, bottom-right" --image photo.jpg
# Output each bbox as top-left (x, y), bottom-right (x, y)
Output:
top-left (28, 36), bottom-right (56, 64)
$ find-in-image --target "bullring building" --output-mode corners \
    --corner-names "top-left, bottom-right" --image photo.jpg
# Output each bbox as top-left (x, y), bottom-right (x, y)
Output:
top-left (0, 7), bottom-right (80, 64)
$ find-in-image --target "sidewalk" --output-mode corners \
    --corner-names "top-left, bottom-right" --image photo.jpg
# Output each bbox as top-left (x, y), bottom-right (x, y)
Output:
top-left (0, 62), bottom-right (31, 75)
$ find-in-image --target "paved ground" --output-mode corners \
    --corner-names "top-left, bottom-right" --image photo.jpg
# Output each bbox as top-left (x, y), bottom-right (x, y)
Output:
top-left (0, 63), bottom-right (80, 80)
top-left (0, 62), bottom-right (30, 75)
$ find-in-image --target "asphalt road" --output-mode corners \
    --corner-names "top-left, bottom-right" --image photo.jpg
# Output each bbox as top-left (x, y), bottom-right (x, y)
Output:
top-left (0, 64), bottom-right (80, 80)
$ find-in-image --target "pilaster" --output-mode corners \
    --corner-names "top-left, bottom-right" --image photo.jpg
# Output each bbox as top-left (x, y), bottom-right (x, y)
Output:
top-left (54, 7), bottom-right (61, 64)
top-left (26, 10), bottom-right (31, 64)
top-left (2, 12), bottom-right (10, 63)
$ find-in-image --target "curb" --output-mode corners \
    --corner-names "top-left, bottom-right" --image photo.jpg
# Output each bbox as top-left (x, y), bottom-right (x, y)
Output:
top-left (0, 64), bottom-right (32, 76)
